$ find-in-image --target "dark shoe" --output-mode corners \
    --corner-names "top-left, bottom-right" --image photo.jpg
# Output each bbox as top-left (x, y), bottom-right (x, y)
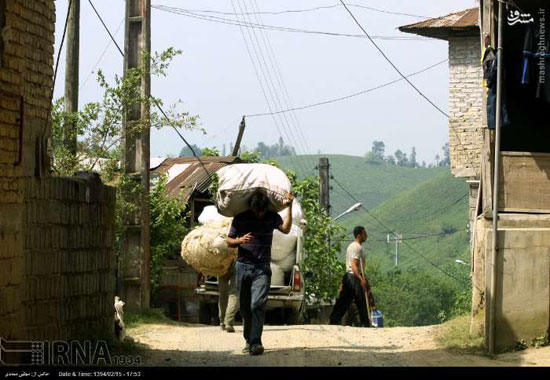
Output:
top-left (226, 325), bottom-right (235, 333)
top-left (242, 343), bottom-right (250, 353)
top-left (249, 344), bottom-right (264, 356)
top-left (220, 324), bottom-right (226, 331)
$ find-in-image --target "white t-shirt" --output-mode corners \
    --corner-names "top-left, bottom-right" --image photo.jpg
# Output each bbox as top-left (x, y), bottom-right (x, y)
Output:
top-left (346, 241), bottom-right (365, 275)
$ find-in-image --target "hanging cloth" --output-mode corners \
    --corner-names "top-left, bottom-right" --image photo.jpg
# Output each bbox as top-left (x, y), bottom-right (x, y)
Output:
top-left (483, 46), bottom-right (511, 129)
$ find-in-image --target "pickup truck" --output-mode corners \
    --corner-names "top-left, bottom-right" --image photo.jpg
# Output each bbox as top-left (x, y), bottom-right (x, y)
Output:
top-left (195, 225), bottom-right (306, 325)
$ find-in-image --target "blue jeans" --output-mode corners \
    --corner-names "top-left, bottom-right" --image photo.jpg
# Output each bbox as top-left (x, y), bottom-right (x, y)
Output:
top-left (235, 261), bottom-right (271, 346)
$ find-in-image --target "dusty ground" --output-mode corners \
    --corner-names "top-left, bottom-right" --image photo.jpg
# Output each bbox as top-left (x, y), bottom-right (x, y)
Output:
top-left (126, 323), bottom-right (550, 367)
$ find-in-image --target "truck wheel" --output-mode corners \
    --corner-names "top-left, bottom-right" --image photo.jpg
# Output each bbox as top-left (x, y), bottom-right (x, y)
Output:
top-left (199, 301), bottom-right (211, 325)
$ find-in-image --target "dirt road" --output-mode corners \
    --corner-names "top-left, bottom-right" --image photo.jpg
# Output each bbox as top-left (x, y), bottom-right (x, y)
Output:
top-left (127, 323), bottom-right (550, 366)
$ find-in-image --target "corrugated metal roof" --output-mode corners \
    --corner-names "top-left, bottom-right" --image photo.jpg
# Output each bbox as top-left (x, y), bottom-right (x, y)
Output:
top-left (399, 8), bottom-right (479, 40)
top-left (152, 156), bottom-right (241, 201)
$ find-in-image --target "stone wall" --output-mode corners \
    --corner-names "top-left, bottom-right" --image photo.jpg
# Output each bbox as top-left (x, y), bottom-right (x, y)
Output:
top-left (0, 1), bottom-right (117, 341)
top-left (448, 36), bottom-right (484, 178)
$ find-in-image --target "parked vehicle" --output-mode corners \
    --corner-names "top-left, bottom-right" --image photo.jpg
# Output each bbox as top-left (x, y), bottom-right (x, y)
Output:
top-left (195, 225), bottom-right (306, 325)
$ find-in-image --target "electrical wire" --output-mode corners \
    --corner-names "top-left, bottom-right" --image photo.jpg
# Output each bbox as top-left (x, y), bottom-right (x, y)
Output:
top-left (43, 0), bottom-right (72, 138)
top-left (330, 173), bottom-right (469, 285)
top-left (338, 0), bottom-right (449, 118)
top-left (152, 5), bottom-right (432, 41)
top-left (80, 16), bottom-right (125, 91)
top-left (88, 0), bottom-right (212, 179)
top-left (231, 0), bottom-right (307, 174)
top-left (246, 59), bottom-right (448, 117)
top-left (163, 2), bottom-right (430, 19)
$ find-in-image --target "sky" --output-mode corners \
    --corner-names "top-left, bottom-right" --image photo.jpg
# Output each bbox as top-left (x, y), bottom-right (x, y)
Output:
top-left (53, 0), bottom-right (479, 166)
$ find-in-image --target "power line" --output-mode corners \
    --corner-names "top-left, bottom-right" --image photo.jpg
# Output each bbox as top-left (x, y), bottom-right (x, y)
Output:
top-left (246, 59), bottom-right (448, 117)
top-left (163, 2), bottom-right (430, 19)
top-left (384, 193), bottom-right (469, 223)
top-left (88, 0), bottom-right (124, 56)
top-left (80, 16), bottom-right (125, 91)
top-left (248, 0), bottom-right (318, 172)
top-left (152, 5), bottom-right (432, 41)
top-left (87, 0), bottom-right (211, 179)
top-left (338, 0), bottom-right (449, 118)
top-left (43, 0), bottom-right (72, 138)
top-left (330, 174), bottom-right (469, 285)
top-left (231, 0), bottom-right (308, 174)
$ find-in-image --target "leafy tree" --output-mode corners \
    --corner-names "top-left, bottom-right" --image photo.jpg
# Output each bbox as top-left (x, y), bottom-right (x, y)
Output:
top-left (441, 143), bottom-right (451, 167)
top-left (385, 155), bottom-right (396, 165)
top-left (394, 150), bottom-right (409, 167)
top-left (410, 147), bottom-right (418, 168)
top-left (201, 147), bottom-right (220, 157)
top-left (179, 144), bottom-right (202, 157)
top-left (149, 174), bottom-right (188, 291)
top-left (253, 137), bottom-right (296, 158)
top-left (288, 173), bottom-right (346, 306)
top-left (50, 48), bottom-right (197, 296)
top-left (240, 151), bottom-right (261, 163)
top-left (371, 140), bottom-right (386, 160)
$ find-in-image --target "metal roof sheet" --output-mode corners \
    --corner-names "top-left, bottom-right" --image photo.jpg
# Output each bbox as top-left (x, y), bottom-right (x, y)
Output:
top-left (399, 8), bottom-right (479, 40)
top-left (152, 156), bottom-right (242, 201)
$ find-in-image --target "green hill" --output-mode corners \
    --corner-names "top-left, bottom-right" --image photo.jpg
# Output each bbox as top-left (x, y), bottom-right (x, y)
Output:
top-left (342, 171), bottom-right (470, 271)
top-left (275, 154), bottom-right (447, 215)
top-left (275, 155), bottom-right (470, 273)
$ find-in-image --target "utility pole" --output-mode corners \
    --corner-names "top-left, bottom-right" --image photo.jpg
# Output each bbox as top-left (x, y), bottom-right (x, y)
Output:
top-left (232, 116), bottom-right (246, 156)
top-left (63, 0), bottom-right (80, 157)
top-left (387, 233), bottom-right (402, 266)
top-left (318, 157), bottom-right (330, 216)
top-left (120, 0), bottom-right (151, 312)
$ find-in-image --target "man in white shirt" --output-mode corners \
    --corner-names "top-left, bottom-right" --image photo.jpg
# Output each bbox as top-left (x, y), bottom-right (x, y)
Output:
top-left (329, 226), bottom-right (372, 327)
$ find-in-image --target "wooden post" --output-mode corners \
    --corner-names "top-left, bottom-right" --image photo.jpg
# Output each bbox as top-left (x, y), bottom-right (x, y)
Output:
top-left (63, 0), bottom-right (80, 158)
top-left (232, 116), bottom-right (246, 156)
top-left (319, 157), bottom-right (330, 215)
top-left (120, 0), bottom-right (151, 312)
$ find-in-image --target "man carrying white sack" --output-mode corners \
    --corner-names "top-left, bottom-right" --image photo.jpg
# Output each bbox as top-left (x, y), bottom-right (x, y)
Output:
top-left (226, 191), bottom-right (294, 356)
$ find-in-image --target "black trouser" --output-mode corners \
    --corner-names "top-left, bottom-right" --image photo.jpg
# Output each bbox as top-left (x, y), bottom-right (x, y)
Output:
top-left (329, 273), bottom-right (371, 327)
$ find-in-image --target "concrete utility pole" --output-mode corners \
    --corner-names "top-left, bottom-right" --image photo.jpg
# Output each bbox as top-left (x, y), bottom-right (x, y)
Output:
top-left (318, 157), bottom-right (331, 216)
top-left (387, 233), bottom-right (402, 266)
top-left (63, 0), bottom-right (80, 157)
top-left (120, 0), bottom-right (151, 312)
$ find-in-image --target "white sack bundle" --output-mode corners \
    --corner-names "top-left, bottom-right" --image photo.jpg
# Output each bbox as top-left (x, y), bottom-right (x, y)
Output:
top-left (270, 263), bottom-right (286, 286)
top-left (181, 220), bottom-right (237, 277)
top-left (198, 205), bottom-right (232, 225)
top-left (271, 224), bottom-right (299, 273)
top-left (216, 164), bottom-right (292, 217)
top-left (278, 199), bottom-right (304, 226)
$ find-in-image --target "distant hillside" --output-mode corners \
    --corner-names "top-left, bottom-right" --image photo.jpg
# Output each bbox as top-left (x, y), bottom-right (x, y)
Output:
top-left (275, 155), bottom-right (470, 273)
top-left (275, 154), bottom-right (447, 216)
top-left (342, 171), bottom-right (470, 271)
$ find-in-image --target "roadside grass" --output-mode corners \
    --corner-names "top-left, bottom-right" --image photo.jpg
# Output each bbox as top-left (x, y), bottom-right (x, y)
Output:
top-left (124, 308), bottom-right (177, 328)
top-left (436, 314), bottom-right (484, 353)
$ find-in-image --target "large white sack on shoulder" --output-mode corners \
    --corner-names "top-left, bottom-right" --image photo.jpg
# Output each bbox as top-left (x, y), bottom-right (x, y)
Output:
top-left (278, 199), bottom-right (303, 226)
top-left (181, 220), bottom-right (237, 277)
top-left (216, 164), bottom-right (292, 217)
top-left (271, 224), bottom-right (298, 273)
top-left (270, 263), bottom-right (286, 286)
top-left (198, 205), bottom-right (232, 225)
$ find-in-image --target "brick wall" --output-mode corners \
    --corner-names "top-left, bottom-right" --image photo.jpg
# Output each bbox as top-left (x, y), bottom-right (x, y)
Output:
top-left (448, 37), bottom-right (484, 178)
top-left (23, 176), bottom-right (116, 340)
top-left (0, 1), bottom-right (117, 341)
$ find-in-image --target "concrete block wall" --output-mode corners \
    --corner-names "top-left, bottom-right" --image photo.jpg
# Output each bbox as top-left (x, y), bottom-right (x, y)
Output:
top-left (448, 37), bottom-right (484, 178)
top-left (23, 177), bottom-right (116, 341)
